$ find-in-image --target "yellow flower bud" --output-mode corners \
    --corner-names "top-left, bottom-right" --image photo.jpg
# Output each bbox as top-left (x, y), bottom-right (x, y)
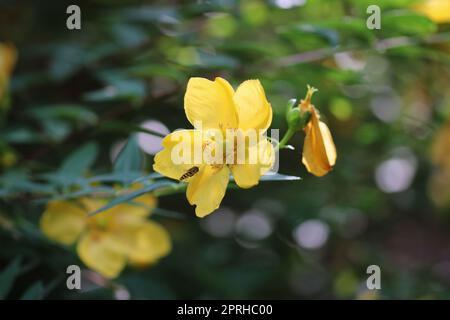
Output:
top-left (300, 86), bottom-right (337, 177)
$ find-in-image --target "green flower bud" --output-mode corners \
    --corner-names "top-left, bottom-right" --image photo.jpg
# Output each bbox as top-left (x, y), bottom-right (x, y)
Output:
top-left (285, 98), bottom-right (313, 131)
top-left (287, 108), bottom-right (302, 129)
top-left (285, 98), bottom-right (297, 116)
top-left (285, 98), bottom-right (300, 129)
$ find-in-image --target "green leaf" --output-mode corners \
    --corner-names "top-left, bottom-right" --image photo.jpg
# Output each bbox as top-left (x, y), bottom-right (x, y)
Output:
top-left (0, 171), bottom-right (55, 195)
top-left (98, 121), bottom-right (166, 137)
top-left (313, 17), bottom-right (374, 44)
top-left (89, 180), bottom-right (175, 216)
top-left (59, 142), bottom-right (99, 177)
top-left (49, 45), bottom-right (86, 81)
top-left (0, 257), bottom-right (23, 299)
top-left (197, 51), bottom-right (239, 69)
top-left (349, 0), bottom-right (420, 12)
top-left (2, 127), bottom-right (41, 144)
top-left (86, 171), bottom-right (162, 184)
top-left (122, 6), bottom-right (179, 23)
top-left (83, 72), bottom-right (146, 104)
top-left (383, 10), bottom-right (437, 37)
top-left (41, 119), bottom-right (71, 142)
top-left (20, 281), bottom-right (45, 300)
top-left (113, 135), bottom-right (143, 183)
top-left (278, 24), bottom-right (339, 50)
top-left (27, 104), bottom-right (98, 126)
top-left (112, 23), bottom-right (147, 48)
top-left (127, 64), bottom-right (184, 81)
top-left (87, 172), bottom-right (145, 184)
top-left (47, 186), bottom-right (115, 201)
top-left (132, 172), bottom-right (164, 184)
top-left (11, 180), bottom-right (55, 194)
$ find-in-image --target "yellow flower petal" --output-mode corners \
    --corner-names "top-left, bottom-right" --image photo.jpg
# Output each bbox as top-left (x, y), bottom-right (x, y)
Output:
top-left (184, 77), bottom-right (238, 130)
top-left (40, 200), bottom-right (87, 245)
top-left (302, 108), bottom-right (336, 177)
top-left (135, 192), bottom-right (157, 208)
top-left (112, 221), bottom-right (171, 266)
top-left (428, 169), bottom-right (450, 208)
top-left (231, 136), bottom-right (274, 188)
top-left (80, 198), bottom-right (141, 228)
top-left (127, 193), bottom-right (157, 217)
top-left (414, 0), bottom-right (450, 23)
top-left (0, 43), bottom-right (17, 100)
top-left (79, 197), bottom-right (105, 213)
top-left (77, 230), bottom-right (127, 279)
top-left (153, 129), bottom-right (203, 180)
top-left (0, 43), bottom-right (17, 77)
top-left (231, 163), bottom-right (261, 189)
top-left (234, 79), bottom-right (272, 131)
top-left (119, 184), bottom-right (158, 218)
top-left (431, 121), bottom-right (450, 170)
top-left (186, 165), bottom-right (230, 217)
top-left (83, 185), bottom-right (157, 220)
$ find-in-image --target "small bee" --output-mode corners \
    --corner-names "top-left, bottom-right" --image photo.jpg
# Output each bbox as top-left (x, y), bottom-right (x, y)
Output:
top-left (179, 166), bottom-right (199, 181)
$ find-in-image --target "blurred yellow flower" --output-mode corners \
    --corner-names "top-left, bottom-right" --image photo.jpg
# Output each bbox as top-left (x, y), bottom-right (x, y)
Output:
top-left (356, 289), bottom-right (380, 300)
top-left (428, 169), bottom-right (450, 207)
top-left (300, 86), bottom-right (336, 177)
top-left (40, 193), bottom-right (171, 279)
top-left (153, 77), bottom-right (274, 217)
top-left (431, 120), bottom-right (450, 170)
top-left (429, 120), bottom-right (450, 207)
top-left (0, 43), bottom-right (17, 100)
top-left (414, 0), bottom-right (450, 23)
top-left (0, 147), bottom-right (17, 168)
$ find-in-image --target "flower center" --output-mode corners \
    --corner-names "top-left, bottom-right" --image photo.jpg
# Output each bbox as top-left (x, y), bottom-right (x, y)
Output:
top-left (201, 129), bottom-right (255, 167)
top-left (87, 215), bottom-right (117, 234)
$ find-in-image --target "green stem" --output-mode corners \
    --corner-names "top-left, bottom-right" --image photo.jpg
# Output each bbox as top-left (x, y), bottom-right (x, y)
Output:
top-left (275, 127), bottom-right (297, 152)
top-left (154, 183), bottom-right (187, 197)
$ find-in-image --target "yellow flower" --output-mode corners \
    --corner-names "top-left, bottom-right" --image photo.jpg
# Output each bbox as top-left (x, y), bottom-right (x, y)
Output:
top-left (356, 290), bottom-right (380, 300)
top-left (431, 120), bottom-right (450, 170)
top-left (40, 192), bottom-right (171, 279)
top-left (0, 43), bottom-right (17, 100)
top-left (414, 0), bottom-right (450, 23)
top-left (300, 86), bottom-right (336, 177)
top-left (153, 77), bottom-right (274, 217)
top-left (428, 120), bottom-right (450, 208)
top-left (428, 169), bottom-right (450, 208)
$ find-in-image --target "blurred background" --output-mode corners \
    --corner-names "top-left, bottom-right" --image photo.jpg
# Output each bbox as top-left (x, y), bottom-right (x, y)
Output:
top-left (1, 0), bottom-right (450, 299)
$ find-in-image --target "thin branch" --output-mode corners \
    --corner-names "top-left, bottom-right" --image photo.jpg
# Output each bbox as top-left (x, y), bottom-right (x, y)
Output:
top-left (277, 32), bottom-right (450, 66)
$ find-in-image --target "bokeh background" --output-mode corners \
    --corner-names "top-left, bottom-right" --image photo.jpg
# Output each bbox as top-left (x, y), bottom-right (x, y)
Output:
top-left (1, 0), bottom-right (450, 299)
